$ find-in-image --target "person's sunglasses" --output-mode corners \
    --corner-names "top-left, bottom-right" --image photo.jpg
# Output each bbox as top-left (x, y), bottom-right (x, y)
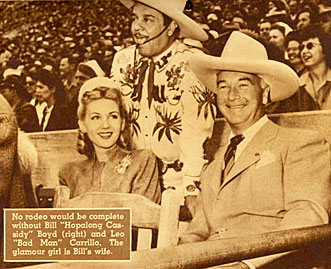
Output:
top-left (298, 42), bottom-right (322, 52)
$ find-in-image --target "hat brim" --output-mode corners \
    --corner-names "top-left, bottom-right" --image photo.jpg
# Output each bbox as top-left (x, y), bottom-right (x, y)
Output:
top-left (190, 53), bottom-right (299, 102)
top-left (120, 0), bottom-right (208, 42)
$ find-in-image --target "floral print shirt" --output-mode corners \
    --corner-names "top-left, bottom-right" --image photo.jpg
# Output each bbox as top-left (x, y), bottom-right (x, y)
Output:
top-left (111, 40), bottom-right (216, 194)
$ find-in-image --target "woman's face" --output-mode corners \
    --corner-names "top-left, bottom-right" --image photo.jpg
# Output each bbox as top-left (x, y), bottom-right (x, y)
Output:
top-left (80, 98), bottom-right (123, 151)
top-left (35, 81), bottom-right (55, 104)
top-left (269, 29), bottom-right (285, 49)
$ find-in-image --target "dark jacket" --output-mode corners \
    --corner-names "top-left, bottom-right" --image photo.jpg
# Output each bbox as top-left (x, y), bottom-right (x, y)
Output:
top-left (44, 101), bottom-right (74, 131)
top-left (14, 100), bottom-right (41, 132)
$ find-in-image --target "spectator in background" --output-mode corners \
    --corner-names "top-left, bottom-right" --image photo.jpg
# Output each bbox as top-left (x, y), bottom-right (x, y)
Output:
top-left (296, 5), bottom-right (319, 31)
top-left (206, 13), bottom-right (221, 33)
top-left (68, 59), bottom-right (106, 128)
top-left (288, 0), bottom-right (300, 28)
top-left (269, 23), bottom-right (292, 63)
top-left (59, 54), bottom-right (77, 95)
top-left (298, 24), bottom-right (331, 110)
top-left (34, 68), bottom-right (72, 131)
top-left (26, 73), bottom-right (47, 124)
top-left (285, 30), bottom-right (306, 76)
top-left (258, 19), bottom-right (272, 41)
top-left (269, 23), bottom-right (286, 52)
top-left (0, 73), bottom-right (40, 132)
top-left (232, 12), bottom-right (247, 30)
top-left (265, 1), bottom-right (289, 25)
top-left (319, 4), bottom-right (331, 34)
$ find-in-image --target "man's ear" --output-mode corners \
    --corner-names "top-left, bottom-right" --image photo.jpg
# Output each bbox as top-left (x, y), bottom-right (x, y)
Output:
top-left (78, 119), bottom-right (87, 133)
top-left (50, 86), bottom-right (56, 94)
top-left (262, 86), bottom-right (270, 105)
top-left (259, 77), bottom-right (270, 105)
top-left (167, 21), bottom-right (178, 36)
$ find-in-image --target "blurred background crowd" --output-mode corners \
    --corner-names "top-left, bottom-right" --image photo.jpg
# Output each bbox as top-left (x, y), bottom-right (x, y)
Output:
top-left (0, 0), bottom-right (330, 132)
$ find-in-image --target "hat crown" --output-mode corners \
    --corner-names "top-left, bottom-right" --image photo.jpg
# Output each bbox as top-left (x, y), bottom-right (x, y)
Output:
top-left (221, 31), bottom-right (268, 61)
top-left (145, 0), bottom-right (185, 12)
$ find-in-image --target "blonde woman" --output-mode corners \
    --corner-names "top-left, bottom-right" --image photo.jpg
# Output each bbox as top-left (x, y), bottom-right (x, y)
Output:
top-left (58, 77), bottom-right (161, 203)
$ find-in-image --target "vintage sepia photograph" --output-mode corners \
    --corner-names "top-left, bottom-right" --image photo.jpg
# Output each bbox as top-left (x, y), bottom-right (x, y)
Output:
top-left (0, 0), bottom-right (331, 268)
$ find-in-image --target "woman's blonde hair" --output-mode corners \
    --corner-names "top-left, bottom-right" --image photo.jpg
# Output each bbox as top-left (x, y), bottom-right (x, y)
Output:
top-left (76, 87), bottom-right (131, 157)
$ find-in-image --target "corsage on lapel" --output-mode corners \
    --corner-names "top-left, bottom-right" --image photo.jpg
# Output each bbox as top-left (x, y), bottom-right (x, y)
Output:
top-left (255, 149), bottom-right (275, 169)
top-left (115, 155), bottom-right (132, 175)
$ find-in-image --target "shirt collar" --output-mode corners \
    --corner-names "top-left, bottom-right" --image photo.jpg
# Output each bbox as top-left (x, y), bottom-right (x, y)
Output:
top-left (299, 68), bottom-right (331, 87)
top-left (90, 144), bottom-right (127, 164)
top-left (229, 115), bottom-right (269, 142)
top-left (228, 115), bottom-right (269, 161)
top-left (135, 40), bottom-right (186, 70)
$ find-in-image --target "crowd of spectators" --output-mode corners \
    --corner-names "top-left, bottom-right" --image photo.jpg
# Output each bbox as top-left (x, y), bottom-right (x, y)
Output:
top-left (0, 0), bottom-right (330, 132)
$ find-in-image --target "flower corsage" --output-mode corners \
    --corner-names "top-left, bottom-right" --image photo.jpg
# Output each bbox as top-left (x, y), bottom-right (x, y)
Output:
top-left (115, 154), bottom-right (132, 175)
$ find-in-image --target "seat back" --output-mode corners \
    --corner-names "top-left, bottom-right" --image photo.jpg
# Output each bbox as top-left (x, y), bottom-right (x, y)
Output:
top-left (53, 186), bottom-right (181, 250)
top-left (205, 110), bottom-right (331, 161)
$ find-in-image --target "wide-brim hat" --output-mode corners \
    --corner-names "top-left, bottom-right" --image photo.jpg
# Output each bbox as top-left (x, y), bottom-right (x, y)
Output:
top-left (119, 0), bottom-right (208, 42)
top-left (190, 31), bottom-right (299, 102)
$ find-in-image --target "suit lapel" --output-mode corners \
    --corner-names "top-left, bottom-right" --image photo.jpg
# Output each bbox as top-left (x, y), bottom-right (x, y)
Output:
top-left (207, 145), bottom-right (227, 195)
top-left (221, 120), bottom-right (279, 189)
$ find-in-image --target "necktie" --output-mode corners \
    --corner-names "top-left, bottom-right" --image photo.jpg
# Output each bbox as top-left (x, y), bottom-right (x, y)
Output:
top-left (132, 59), bottom-right (155, 107)
top-left (40, 107), bottom-right (48, 131)
top-left (221, 134), bottom-right (244, 185)
top-left (147, 59), bottom-right (155, 108)
top-left (132, 60), bottom-right (148, 103)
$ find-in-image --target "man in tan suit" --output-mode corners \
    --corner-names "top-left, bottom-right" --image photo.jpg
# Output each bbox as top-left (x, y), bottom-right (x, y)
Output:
top-left (179, 31), bottom-right (331, 269)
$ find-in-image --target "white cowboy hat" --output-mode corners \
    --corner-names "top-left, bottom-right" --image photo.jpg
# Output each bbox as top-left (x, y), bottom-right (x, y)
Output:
top-left (119, 0), bottom-right (208, 41)
top-left (190, 31), bottom-right (299, 102)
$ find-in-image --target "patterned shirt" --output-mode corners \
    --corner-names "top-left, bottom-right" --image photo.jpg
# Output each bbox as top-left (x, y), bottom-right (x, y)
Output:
top-left (111, 40), bottom-right (216, 194)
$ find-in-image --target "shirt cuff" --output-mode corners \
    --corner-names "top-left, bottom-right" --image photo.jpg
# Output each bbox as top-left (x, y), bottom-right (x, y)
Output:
top-left (183, 175), bottom-right (200, 196)
top-left (241, 260), bottom-right (256, 269)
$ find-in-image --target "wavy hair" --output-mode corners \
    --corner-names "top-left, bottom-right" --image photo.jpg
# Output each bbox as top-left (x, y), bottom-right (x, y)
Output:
top-left (76, 87), bottom-right (131, 158)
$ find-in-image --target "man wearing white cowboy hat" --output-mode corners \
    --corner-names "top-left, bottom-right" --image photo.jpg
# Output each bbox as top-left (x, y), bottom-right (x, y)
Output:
top-left (111, 0), bottom-right (216, 209)
top-left (180, 31), bottom-right (331, 268)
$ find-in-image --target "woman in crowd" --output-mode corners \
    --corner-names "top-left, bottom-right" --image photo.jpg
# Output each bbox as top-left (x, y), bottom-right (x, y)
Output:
top-left (284, 30), bottom-right (306, 76)
top-left (267, 24), bottom-right (330, 113)
top-left (298, 23), bottom-right (331, 110)
top-left (58, 77), bottom-right (161, 204)
top-left (34, 68), bottom-right (73, 131)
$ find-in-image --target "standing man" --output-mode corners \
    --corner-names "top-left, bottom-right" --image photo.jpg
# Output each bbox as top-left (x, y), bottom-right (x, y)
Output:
top-left (59, 54), bottom-right (77, 96)
top-left (111, 0), bottom-right (216, 208)
top-left (180, 31), bottom-right (331, 268)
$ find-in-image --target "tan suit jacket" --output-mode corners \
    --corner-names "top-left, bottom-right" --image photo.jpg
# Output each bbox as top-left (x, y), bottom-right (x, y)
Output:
top-left (181, 120), bottom-right (331, 267)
